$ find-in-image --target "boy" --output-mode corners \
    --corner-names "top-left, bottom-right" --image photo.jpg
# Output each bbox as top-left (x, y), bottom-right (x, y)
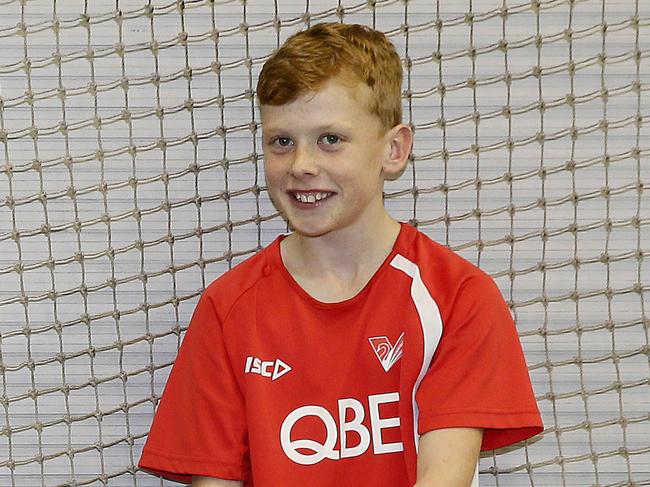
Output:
top-left (138, 23), bottom-right (543, 486)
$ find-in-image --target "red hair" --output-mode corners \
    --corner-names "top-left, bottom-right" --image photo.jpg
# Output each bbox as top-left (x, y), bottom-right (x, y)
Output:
top-left (257, 23), bottom-right (403, 132)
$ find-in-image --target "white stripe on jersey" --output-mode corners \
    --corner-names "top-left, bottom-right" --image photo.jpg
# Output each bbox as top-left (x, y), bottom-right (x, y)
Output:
top-left (389, 254), bottom-right (443, 451)
top-left (390, 253), bottom-right (480, 487)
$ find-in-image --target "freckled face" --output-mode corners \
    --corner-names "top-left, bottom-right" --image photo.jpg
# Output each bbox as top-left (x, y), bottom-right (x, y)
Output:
top-left (261, 78), bottom-right (390, 238)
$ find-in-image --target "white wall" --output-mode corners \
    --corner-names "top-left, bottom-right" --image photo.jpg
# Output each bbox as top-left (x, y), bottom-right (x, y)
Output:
top-left (0, 0), bottom-right (648, 485)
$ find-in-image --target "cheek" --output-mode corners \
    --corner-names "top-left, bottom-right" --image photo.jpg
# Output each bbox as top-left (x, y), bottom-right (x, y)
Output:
top-left (263, 160), bottom-right (283, 184)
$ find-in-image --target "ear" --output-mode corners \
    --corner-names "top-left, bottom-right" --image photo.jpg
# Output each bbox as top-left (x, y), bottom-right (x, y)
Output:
top-left (381, 123), bottom-right (413, 181)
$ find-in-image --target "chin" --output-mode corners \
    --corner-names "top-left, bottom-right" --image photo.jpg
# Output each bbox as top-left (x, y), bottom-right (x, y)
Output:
top-left (287, 223), bottom-right (332, 238)
top-left (288, 215), bottom-right (346, 237)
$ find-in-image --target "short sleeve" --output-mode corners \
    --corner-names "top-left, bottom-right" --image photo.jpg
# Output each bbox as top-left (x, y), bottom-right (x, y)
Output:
top-left (138, 293), bottom-right (249, 483)
top-left (416, 274), bottom-right (543, 451)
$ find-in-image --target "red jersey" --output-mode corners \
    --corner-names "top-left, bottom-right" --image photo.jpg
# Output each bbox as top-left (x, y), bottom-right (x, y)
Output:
top-left (138, 223), bottom-right (542, 486)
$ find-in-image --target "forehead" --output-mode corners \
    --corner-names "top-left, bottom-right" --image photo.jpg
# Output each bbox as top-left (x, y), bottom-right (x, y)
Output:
top-left (259, 77), bottom-right (378, 132)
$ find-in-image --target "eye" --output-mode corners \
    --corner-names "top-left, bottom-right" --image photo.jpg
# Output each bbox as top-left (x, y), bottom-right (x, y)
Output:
top-left (272, 136), bottom-right (293, 147)
top-left (320, 134), bottom-right (341, 145)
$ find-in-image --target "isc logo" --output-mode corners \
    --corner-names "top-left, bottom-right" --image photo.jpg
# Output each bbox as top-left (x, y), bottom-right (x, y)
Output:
top-left (280, 392), bottom-right (403, 465)
top-left (244, 356), bottom-right (292, 381)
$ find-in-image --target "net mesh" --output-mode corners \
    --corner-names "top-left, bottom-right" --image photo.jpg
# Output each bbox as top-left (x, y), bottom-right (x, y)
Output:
top-left (0, 0), bottom-right (648, 485)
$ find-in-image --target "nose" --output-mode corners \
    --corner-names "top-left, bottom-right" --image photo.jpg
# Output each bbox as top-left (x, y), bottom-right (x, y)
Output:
top-left (289, 143), bottom-right (319, 178)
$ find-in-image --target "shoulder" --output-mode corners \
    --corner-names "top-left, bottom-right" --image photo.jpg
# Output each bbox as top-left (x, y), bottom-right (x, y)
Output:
top-left (201, 239), bottom-right (280, 318)
top-left (396, 223), bottom-right (488, 284)
top-left (394, 224), bottom-right (502, 312)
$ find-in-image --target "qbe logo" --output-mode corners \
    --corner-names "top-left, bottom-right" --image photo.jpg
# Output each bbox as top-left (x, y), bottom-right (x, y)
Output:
top-left (280, 392), bottom-right (403, 465)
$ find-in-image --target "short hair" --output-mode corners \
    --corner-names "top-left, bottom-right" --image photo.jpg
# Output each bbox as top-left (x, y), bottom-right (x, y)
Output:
top-left (257, 22), bottom-right (403, 132)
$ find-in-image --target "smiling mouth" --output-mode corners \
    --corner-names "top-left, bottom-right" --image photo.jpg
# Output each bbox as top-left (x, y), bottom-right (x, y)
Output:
top-left (290, 191), bottom-right (335, 204)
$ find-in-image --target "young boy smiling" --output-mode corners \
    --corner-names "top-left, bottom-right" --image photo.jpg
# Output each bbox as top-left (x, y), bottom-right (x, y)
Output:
top-left (139, 23), bottom-right (542, 487)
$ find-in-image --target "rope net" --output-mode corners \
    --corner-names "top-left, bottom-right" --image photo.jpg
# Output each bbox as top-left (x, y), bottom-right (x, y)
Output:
top-left (0, 0), bottom-right (648, 485)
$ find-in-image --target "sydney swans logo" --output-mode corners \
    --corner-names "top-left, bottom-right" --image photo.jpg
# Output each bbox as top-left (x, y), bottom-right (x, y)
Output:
top-left (368, 332), bottom-right (404, 372)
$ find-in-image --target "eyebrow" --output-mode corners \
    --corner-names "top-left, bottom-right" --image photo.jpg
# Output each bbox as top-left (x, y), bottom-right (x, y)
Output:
top-left (262, 123), bottom-right (353, 136)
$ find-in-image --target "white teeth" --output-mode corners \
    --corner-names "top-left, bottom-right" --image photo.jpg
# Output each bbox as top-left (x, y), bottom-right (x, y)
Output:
top-left (293, 191), bottom-right (331, 203)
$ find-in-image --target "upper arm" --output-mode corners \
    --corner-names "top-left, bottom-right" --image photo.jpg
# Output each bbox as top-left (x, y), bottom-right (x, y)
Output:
top-left (415, 274), bottom-right (542, 451)
top-left (138, 293), bottom-right (250, 483)
top-left (192, 476), bottom-right (243, 487)
top-left (415, 427), bottom-right (483, 487)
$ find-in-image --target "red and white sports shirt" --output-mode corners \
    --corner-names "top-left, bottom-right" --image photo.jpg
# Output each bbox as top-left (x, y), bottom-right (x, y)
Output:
top-left (139, 223), bottom-right (543, 486)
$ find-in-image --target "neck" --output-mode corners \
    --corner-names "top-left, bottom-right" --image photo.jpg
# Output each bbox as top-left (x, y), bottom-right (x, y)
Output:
top-left (284, 212), bottom-right (401, 282)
